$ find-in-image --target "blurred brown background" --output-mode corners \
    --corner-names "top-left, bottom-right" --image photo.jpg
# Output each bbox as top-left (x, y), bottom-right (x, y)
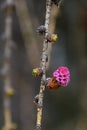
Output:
top-left (0, 0), bottom-right (87, 130)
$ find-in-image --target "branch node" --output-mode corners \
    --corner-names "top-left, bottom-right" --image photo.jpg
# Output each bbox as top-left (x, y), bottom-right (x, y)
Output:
top-left (36, 25), bottom-right (46, 35)
top-left (41, 54), bottom-right (48, 63)
top-left (36, 125), bottom-right (41, 130)
top-left (1, 1), bottom-right (15, 14)
top-left (34, 95), bottom-right (39, 106)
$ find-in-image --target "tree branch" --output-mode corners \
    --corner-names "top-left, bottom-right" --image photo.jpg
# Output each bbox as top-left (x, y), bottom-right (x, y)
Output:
top-left (1, 0), bottom-right (16, 129)
top-left (36, 0), bottom-right (52, 130)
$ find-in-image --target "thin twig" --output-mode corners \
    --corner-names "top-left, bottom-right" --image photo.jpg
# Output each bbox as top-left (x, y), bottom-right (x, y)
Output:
top-left (35, 0), bottom-right (63, 130)
top-left (2, 0), bottom-right (16, 129)
top-left (36, 0), bottom-right (52, 130)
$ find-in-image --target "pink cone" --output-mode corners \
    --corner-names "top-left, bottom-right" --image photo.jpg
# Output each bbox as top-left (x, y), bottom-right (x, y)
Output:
top-left (53, 66), bottom-right (70, 87)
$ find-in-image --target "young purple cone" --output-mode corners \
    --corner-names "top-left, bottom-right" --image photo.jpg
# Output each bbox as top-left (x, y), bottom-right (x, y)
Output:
top-left (46, 66), bottom-right (70, 90)
top-left (53, 66), bottom-right (70, 87)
